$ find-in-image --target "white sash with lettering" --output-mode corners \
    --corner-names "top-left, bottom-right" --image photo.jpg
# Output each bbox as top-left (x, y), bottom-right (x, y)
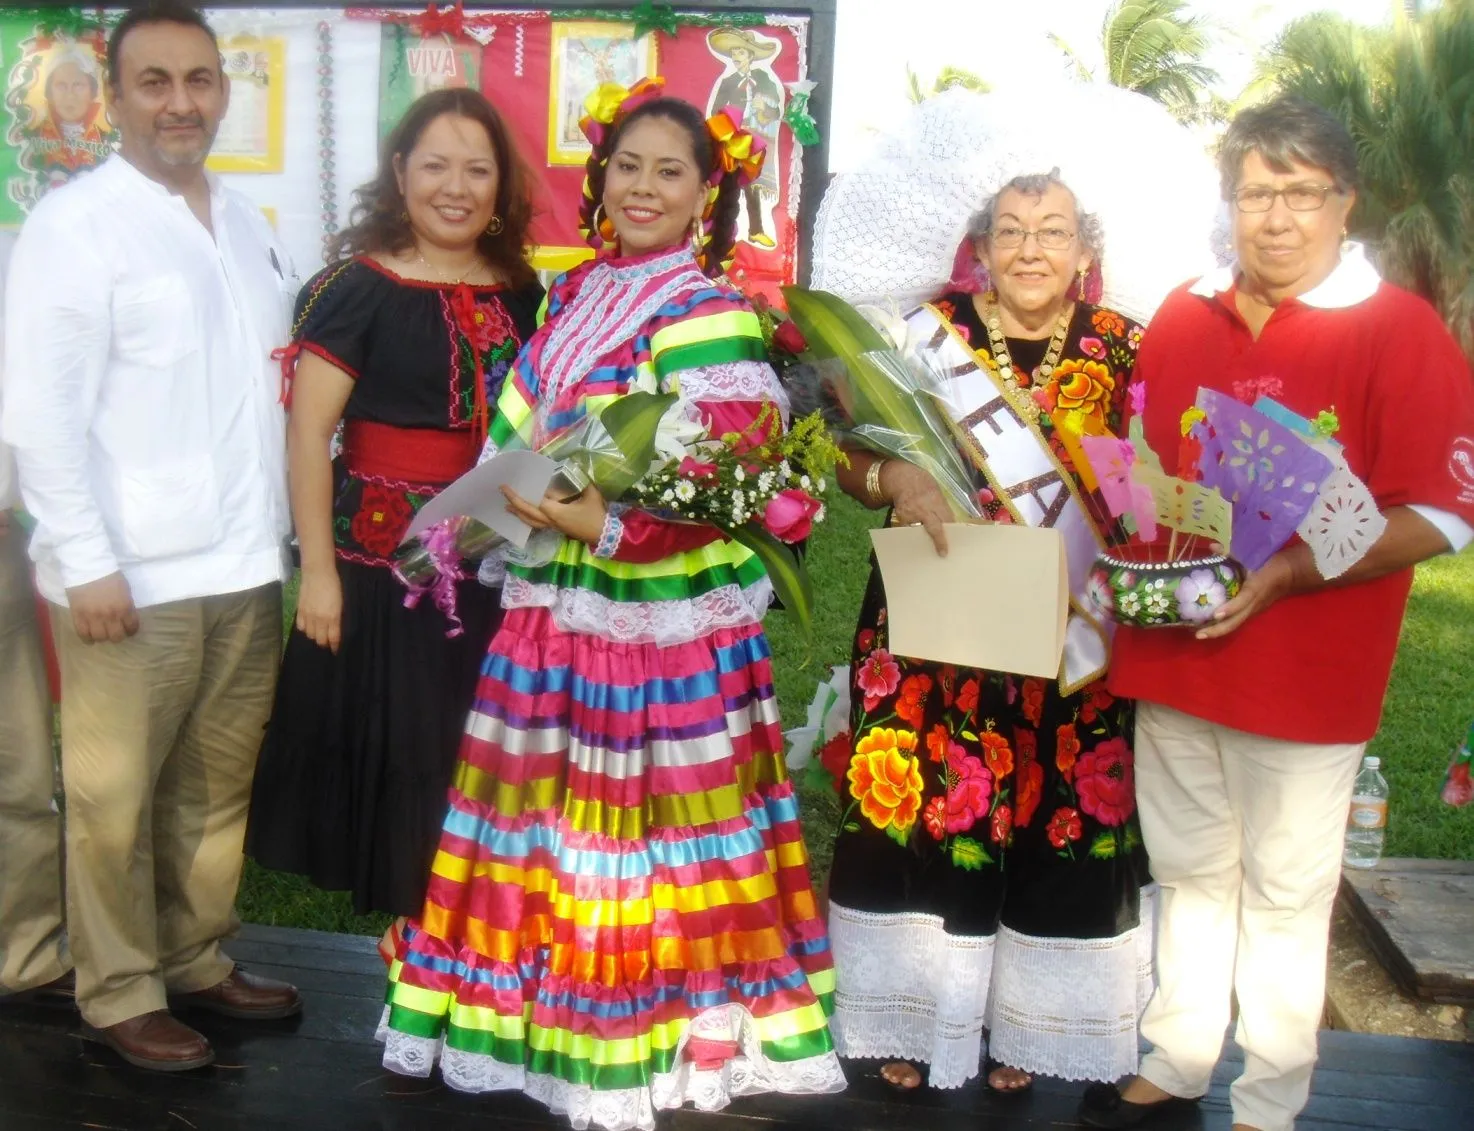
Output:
top-left (906, 304), bottom-right (1112, 693)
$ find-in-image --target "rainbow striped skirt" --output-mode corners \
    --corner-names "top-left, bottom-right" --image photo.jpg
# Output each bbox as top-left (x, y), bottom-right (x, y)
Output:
top-left (378, 604), bottom-right (846, 1130)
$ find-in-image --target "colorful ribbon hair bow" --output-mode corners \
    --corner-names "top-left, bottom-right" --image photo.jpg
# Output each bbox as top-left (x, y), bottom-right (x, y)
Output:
top-left (579, 76), bottom-right (667, 148)
top-left (705, 105), bottom-right (766, 186)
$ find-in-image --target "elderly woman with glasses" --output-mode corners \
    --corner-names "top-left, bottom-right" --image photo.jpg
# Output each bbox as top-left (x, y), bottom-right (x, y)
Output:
top-left (825, 170), bottom-right (1150, 1098)
top-left (1080, 97), bottom-right (1474, 1131)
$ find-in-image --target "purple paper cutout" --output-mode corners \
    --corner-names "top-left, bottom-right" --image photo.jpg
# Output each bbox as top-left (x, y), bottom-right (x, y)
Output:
top-left (1195, 388), bottom-right (1335, 570)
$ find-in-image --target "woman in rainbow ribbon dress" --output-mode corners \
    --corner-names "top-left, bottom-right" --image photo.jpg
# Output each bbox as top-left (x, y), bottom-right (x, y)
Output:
top-left (377, 80), bottom-right (845, 1130)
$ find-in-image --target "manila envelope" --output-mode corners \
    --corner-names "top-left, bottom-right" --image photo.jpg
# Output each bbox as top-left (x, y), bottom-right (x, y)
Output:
top-left (869, 523), bottom-right (1068, 678)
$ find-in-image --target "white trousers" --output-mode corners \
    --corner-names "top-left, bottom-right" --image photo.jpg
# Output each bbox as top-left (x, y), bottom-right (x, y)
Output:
top-left (1133, 702), bottom-right (1365, 1131)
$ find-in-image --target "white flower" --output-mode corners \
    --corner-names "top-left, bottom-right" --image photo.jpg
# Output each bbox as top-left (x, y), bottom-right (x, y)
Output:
top-left (1175, 568), bottom-right (1228, 624)
top-left (816, 477), bottom-right (827, 493)
top-left (758, 471), bottom-right (775, 493)
top-left (1117, 590), bottom-right (1142, 618)
top-left (1144, 588), bottom-right (1171, 615)
top-left (661, 488), bottom-right (675, 502)
top-left (814, 504), bottom-right (827, 524)
top-left (779, 460), bottom-right (793, 480)
top-left (731, 488), bottom-right (745, 503)
top-left (799, 474), bottom-right (812, 490)
top-left (653, 397), bottom-right (707, 464)
top-left (734, 466), bottom-right (746, 483)
top-left (674, 480), bottom-right (696, 503)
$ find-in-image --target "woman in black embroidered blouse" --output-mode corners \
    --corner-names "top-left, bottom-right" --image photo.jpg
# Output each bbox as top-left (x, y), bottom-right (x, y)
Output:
top-left (246, 91), bottom-right (542, 946)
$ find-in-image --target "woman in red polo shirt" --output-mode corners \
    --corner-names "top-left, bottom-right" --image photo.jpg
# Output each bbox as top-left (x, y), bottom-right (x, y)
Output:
top-left (1080, 96), bottom-right (1474, 1131)
top-left (245, 90), bottom-right (543, 943)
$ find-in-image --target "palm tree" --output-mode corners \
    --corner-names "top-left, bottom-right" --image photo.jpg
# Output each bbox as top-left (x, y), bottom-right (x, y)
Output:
top-left (904, 65), bottom-right (990, 104)
top-left (1052, 0), bottom-right (1221, 123)
top-left (1254, 0), bottom-right (1474, 361)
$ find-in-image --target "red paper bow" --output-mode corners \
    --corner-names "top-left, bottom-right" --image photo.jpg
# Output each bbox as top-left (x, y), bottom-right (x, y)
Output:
top-left (412, 2), bottom-right (465, 38)
top-left (272, 342), bottom-right (303, 407)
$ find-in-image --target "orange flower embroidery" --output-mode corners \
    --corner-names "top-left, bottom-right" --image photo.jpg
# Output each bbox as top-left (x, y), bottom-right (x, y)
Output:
top-left (847, 727), bottom-right (925, 835)
top-left (979, 730), bottom-right (1014, 778)
top-left (926, 722), bottom-right (951, 763)
top-left (895, 673), bottom-right (934, 729)
top-left (1092, 309), bottom-right (1126, 337)
top-left (1056, 722), bottom-right (1081, 782)
top-left (1052, 358), bottom-right (1116, 418)
top-left (1021, 677), bottom-right (1045, 726)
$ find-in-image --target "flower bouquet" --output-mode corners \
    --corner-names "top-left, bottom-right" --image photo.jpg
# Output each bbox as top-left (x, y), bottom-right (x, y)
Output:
top-left (1080, 387), bottom-right (1385, 629)
top-left (1442, 719), bottom-right (1474, 808)
top-left (761, 287), bottom-right (986, 520)
top-left (395, 390), bottom-right (842, 639)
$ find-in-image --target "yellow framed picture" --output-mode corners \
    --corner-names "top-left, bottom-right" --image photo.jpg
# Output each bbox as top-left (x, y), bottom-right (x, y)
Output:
top-left (547, 21), bottom-right (657, 167)
top-left (207, 35), bottom-right (286, 174)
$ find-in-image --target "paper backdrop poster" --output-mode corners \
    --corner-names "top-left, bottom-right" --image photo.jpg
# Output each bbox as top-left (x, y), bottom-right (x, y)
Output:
top-left (208, 35), bottom-right (286, 174)
top-left (1, 22), bottom-right (118, 225)
top-left (378, 24), bottom-right (483, 137)
top-left (373, 16), bottom-right (810, 299)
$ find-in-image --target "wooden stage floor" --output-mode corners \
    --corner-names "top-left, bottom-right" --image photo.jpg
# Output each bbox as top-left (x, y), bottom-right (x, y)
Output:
top-left (1, 923), bottom-right (1469, 1130)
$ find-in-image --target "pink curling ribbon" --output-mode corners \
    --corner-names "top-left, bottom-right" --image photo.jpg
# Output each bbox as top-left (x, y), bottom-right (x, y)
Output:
top-left (392, 522), bottom-right (468, 638)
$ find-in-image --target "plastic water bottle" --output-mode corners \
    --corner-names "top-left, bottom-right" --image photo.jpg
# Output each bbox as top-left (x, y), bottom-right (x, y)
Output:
top-left (1344, 755), bottom-right (1389, 869)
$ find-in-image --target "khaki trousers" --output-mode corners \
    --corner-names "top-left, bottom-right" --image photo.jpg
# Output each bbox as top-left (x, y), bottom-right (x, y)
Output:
top-left (0, 525), bottom-right (68, 992)
top-left (1133, 702), bottom-right (1365, 1131)
top-left (50, 583), bottom-right (281, 1029)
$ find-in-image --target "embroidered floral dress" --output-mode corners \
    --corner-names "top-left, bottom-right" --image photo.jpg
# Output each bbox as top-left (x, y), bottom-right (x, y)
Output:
top-left (377, 246), bottom-right (845, 1131)
top-left (247, 257), bottom-right (542, 917)
top-left (825, 294), bottom-right (1151, 1088)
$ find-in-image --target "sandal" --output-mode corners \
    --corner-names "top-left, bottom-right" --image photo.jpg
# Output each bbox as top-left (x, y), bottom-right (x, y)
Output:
top-left (879, 1060), bottom-right (924, 1092)
top-left (985, 1057), bottom-right (1034, 1095)
top-left (1078, 1081), bottom-right (1201, 1129)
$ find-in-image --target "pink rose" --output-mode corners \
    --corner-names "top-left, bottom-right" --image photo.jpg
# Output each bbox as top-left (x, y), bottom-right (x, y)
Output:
top-left (762, 488), bottom-right (822, 543)
top-left (944, 746), bottom-right (993, 834)
top-left (678, 456), bottom-right (717, 479)
top-left (1074, 737), bottom-right (1136, 827)
top-left (1443, 762), bottom-right (1474, 807)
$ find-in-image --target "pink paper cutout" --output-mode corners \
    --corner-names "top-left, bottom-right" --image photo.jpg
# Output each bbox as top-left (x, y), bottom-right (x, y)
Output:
top-left (1081, 434), bottom-right (1158, 541)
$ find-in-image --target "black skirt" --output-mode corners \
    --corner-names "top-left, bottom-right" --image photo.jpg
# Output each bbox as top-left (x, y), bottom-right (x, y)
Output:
top-left (246, 560), bottom-right (501, 917)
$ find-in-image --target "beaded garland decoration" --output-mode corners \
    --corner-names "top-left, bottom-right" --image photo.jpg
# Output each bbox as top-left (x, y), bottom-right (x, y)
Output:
top-left (316, 20), bottom-right (339, 260)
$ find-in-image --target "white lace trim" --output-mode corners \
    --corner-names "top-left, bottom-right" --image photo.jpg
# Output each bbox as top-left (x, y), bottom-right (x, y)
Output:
top-left (827, 903), bottom-right (994, 1090)
top-left (502, 574), bottom-right (774, 646)
top-left (378, 1002), bottom-right (846, 1131)
top-left (984, 922), bottom-right (1148, 1082)
top-left (677, 360), bottom-right (791, 419)
top-left (829, 889), bottom-right (1159, 1086)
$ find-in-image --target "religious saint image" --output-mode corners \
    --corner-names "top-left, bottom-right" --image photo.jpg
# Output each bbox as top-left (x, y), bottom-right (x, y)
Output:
top-left (208, 36), bottom-right (286, 173)
top-left (548, 21), bottom-right (656, 165)
top-left (2, 30), bottom-right (118, 213)
top-left (706, 27), bottom-right (784, 250)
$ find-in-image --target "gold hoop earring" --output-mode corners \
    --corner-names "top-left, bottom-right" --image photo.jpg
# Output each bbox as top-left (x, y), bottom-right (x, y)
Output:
top-left (690, 217), bottom-right (704, 247)
top-left (485, 215), bottom-right (504, 237)
top-left (400, 210), bottom-right (410, 224)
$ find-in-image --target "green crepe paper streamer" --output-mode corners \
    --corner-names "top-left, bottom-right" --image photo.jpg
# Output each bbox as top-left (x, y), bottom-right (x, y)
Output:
top-left (556, 9), bottom-right (764, 31)
top-left (783, 90), bottom-right (820, 147)
top-left (9, 8), bottom-right (118, 38)
top-left (630, 2), bottom-right (679, 39)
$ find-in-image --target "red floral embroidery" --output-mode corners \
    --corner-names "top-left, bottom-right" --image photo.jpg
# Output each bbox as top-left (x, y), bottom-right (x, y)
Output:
top-left (1078, 681), bottom-right (1115, 724)
top-left (350, 483), bottom-right (414, 558)
top-left (818, 730), bottom-right (853, 792)
top-left (856, 648), bottom-right (901, 712)
top-left (923, 795), bottom-right (947, 841)
top-left (990, 803), bottom-right (1013, 846)
top-left (926, 723), bottom-right (951, 764)
top-left (1014, 727), bottom-right (1043, 828)
top-left (1074, 737), bottom-right (1136, 827)
top-left (857, 628), bottom-right (876, 654)
top-left (449, 285), bottom-right (514, 354)
top-left (938, 664), bottom-right (958, 707)
top-left (956, 678), bottom-right (980, 716)
top-left (1056, 722), bottom-right (1081, 783)
top-left (943, 747), bottom-right (993, 835)
top-left (1047, 806), bottom-right (1083, 848)
top-left (979, 730), bottom-right (1013, 778)
top-left (895, 673), bottom-right (934, 729)
top-left (1021, 677), bottom-right (1045, 726)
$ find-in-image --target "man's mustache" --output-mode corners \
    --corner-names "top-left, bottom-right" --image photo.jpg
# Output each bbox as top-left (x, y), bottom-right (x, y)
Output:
top-left (156, 115), bottom-right (205, 130)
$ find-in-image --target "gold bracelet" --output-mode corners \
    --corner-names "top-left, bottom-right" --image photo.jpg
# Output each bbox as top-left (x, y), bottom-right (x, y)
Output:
top-left (865, 459), bottom-right (886, 506)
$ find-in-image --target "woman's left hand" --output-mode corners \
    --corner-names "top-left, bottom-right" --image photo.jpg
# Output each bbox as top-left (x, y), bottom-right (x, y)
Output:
top-left (1194, 553), bottom-right (1294, 641)
top-left (501, 483), bottom-right (608, 546)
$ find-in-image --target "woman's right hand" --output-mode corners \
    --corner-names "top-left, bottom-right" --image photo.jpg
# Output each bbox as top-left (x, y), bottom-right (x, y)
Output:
top-left (880, 461), bottom-right (960, 557)
top-left (296, 566), bottom-right (343, 654)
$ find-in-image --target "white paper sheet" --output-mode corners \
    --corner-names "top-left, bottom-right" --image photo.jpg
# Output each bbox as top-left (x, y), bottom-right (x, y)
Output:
top-left (400, 450), bottom-right (560, 549)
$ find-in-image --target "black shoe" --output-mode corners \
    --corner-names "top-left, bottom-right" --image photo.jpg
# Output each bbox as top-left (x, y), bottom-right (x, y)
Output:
top-left (0, 971), bottom-right (76, 1010)
top-left (1078, 1081), bottom-right (1201, 1128)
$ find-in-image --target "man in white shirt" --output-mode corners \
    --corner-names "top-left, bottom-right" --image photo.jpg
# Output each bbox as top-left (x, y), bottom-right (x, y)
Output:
top-left (0, 230), bottom-right (72, 1011)
top-left (2, 2), bottom-right (299, 1072)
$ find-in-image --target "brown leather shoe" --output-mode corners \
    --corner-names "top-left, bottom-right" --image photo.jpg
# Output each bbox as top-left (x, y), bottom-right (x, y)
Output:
top-left (82, 1010), bottom-right (215, 1072)
top-left (172, 965), bottom-right (302, 1020)
top-left (0, 971), bottom-right (76, 1010)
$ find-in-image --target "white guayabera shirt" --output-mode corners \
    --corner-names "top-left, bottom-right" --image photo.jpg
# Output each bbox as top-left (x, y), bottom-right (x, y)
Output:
top-left (2, 155), bottom-right (296, 608)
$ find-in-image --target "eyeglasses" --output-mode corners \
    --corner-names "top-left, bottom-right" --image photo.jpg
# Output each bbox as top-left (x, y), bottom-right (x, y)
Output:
top-left (1233, 184), bottom-right (1340, 213)
top-left (989, 226), bottom-right (1076, 251)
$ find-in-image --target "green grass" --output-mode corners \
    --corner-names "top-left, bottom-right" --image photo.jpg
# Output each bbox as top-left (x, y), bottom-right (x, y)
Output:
top-left (236, 497), bottom-right (1474, 933)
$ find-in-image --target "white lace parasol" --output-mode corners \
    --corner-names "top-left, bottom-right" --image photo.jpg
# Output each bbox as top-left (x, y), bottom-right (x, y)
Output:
top-left (811, 85), bottom-right (1223, 324)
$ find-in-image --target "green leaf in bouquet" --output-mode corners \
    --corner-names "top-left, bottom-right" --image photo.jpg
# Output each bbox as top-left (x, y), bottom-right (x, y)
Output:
top-left (545, 392), bottom-right (676, 501)
top-left (726, 523), bottom-right (816, 643)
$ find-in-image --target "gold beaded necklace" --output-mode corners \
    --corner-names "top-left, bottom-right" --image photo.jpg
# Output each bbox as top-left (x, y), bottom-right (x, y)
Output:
top-left (981, 293), bottom-right (1074, 415)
